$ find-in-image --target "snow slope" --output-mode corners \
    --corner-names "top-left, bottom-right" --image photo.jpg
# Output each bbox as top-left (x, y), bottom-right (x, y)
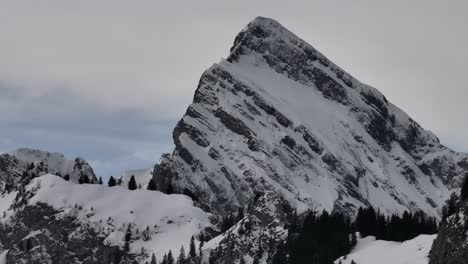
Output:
top-left (118, 168), bottom-right (153, 189)
top-left (335, 234), bottom-right (436, 264)
top-left (25, 174), bottom-right (213, 261)
top-left (8, 148), bottom-right (97, 183)
top-left (153, 16), bottom-right (468, 217)
top-left (0, 191), bottom-right (17, 222)
top-left (0, 250), bottom-right (7, 264)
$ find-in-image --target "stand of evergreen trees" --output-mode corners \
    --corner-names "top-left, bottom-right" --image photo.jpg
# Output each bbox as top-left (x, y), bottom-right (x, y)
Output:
top-left (287, 210), bottom-right (355, 264)
top-left (355, 206), bottom-right (438, 242)
top-left (266, 206), bottom-right (438, 264)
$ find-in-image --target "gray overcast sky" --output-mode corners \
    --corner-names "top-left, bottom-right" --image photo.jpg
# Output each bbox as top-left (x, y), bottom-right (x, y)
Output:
top-left (1, 0), bottom-right (467, 177)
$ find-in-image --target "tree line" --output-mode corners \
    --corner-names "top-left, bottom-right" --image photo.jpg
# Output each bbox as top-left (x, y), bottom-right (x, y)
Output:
top-left (272, 206), bottom-right (438, 264)
top-left (355, 206), bottom-right (438, 242)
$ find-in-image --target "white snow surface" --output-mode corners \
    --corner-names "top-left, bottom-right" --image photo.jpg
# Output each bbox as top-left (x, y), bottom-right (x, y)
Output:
top-left (0, 250), bottom-right (8, 264)
top-left (9, 148), bottom-right (96, 183)
top-left (158, 17), bottom-right (468, 217)
top-left (335, 234), bottom-right (437, 264)
top-left (118, 167), bottom-right (153, 189)
top-left (25, 174), bottom-right (212, 261)
top-left (0, 191), bottom-right (17, 222)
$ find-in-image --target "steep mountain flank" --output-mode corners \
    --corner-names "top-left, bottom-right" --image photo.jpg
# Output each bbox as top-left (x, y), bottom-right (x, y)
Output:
top-left (153, 17), bottom-right (468, 217)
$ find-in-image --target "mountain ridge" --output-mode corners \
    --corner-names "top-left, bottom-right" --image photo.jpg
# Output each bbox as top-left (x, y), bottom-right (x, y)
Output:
top-left (152, 16), bottom-right (468, 218)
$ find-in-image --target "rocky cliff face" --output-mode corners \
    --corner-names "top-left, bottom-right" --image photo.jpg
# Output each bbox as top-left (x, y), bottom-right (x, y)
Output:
top-left (429, 195), bottom-right (468, 264)
top-left (153, 17), bottom-right (468, 217)
top-left (0, 148), bottom-right (97, 193)
top-left (202, 191), bottom-right (293, 264)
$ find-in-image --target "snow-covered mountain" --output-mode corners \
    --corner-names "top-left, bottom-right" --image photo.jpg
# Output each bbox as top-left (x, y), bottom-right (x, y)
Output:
top-left (0, 148), bottom-right (97, 192)
top-left (0, 174), bottom-right (213, 263)
top-left (1, 16), bottom-right (467, 264)
top-left (153, 16), bottom-right (468, 218)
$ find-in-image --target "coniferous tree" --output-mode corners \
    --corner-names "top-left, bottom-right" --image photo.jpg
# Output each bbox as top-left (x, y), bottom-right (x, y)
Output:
top-left (63, 174), bottom-right (70, 181)
top-left (78, 173), bottom-right (89, 184)
top-left (167, 250), bottom-right (175, 264)
top-left (461, 174), bottom-right (468, 200)
top-left (177, 246), bottom-right (186, 264)
top-left (147, 178), bottom-right (157, 191)
top-left (355, 206), bottom-right (438, 242)
top-left (252, 257), bottom-right (260, 264)
top-left (98, 177), bottom-right (103, 185)
top-left (237, 207), bottom-right (245, 221)
top-left (443, 192), bottom-right (458, 221)
top-left (151, 253), bottom-right (157, 264)
top-left (128, 175), bottom-right (137, 190)
top-left (108, 176), bottom-right (117, 187)
top-left (272, 243), bottom-right (287, 264)
top-left (189, 235), bottom-right (197, 258)
top-left (289, 210), bottom-right (354, 264)
top-left (124, 224), bottom-right (132, 252)
top-left (166, 182), bottom-right (174, 194)
top-left (142, 226), bottom-right (151, 241)
top-left (162, 253), bottom-right (168, 264)
top-left (26, 238), bottom-right (33, 251)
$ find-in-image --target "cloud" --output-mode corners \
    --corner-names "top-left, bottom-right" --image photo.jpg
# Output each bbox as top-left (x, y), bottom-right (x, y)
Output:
top-left (0, 86), bottom-right (174, 177)
top-left (1, 0), bottom-right (468, 177)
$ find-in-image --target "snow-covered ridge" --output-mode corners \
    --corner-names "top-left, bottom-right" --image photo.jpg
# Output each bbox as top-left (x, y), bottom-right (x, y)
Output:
top-left (153, 16), bottom-right (468, 218)
top-left (9, 148), bottom-right (97, 183)
top-left (25, 174), bottom-right (212, 261)
top-left (118, 167), bottom-right (153, 189)
top-left (335, 234), bottom-right (436, 264)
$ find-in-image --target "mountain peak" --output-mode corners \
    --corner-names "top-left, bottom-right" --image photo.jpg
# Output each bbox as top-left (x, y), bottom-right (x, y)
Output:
top-left (153, 17), bottom-right (468, 218)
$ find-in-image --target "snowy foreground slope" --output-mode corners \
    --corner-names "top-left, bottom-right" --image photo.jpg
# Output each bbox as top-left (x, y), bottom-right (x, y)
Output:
top-left (27, 174), bottom-right (212, 260)
top-left (335, 234), bottom-right (436, 264)
top-left (0, 174), bottom-right (212, 263)
top-left (153, 16), bottom-right (468, 217)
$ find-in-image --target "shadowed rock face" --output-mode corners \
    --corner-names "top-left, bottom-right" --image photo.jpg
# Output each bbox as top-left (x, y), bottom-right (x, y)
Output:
top-left (203, 191), bottom-right (293, 264)
top-left (0, 203), bottom-right (134, 264)
top-left (429, 197), bottom-right (468, 264)
top-left (152, 17), bottom-right (468, 218)
top-left (0, 149), bottom-right (97, 193)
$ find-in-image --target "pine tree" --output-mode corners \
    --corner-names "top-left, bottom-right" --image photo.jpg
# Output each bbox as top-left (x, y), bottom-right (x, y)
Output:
top-left (237, 207), bottom-right (245, 221)
top-left (252, 256), bottom-right (260, 264)
top-left (147, 178), bottom-right (157, 191)
top-left (128, 175), bottom-right (137, 190)
top-left (461, 174), bottom-right (468, 200)
top-left (124, 224), bottom-right (132, 252)
top-left (78, 173), bottom-right (89, 184)
top-left (167, 250), bottom-right (175, 264)
top-left (272, 243), bottom-right (287, 264)
top-left (166, 182), bottom-right (174, 194)
top-left (177, 246), bottom-right (186, 264)
top-left (98, 177), bottom-right (103, 185)
top-left (151, 253), bottom-right (157, 264)
top-left (142, 226), bottom-right (151, 241)
top-left (108, 176), bottom-right (117, 187)
top-left (189, 235), bottom-right (197, 258)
